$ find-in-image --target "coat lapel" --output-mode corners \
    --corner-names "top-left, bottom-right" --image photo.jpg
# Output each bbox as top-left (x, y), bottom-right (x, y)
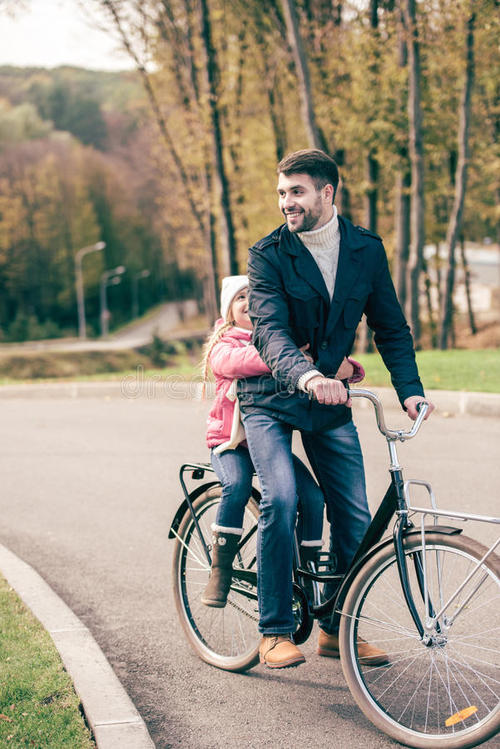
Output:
top-left (293, 246), bottom-right (331, 304)
top-left (280, 226), bottom-right (330, 305)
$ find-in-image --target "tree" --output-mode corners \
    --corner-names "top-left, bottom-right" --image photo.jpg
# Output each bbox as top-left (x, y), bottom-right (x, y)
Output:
top-left (401, 0), bottom-right (425, 347)
top-left (439, 11), bottom-right (476, 349)
top-left (280, 0), bottom-right (327, 151)
top-left (393, 6), bottom-right (411, 310)
top-left (199, 0), bottom-right (239, 276)
top-left (0, 101), bottom-right (52, 145)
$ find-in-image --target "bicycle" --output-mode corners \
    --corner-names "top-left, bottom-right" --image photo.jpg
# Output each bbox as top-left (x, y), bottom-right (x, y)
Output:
top-left (169, 388), bottom-right (500, 749)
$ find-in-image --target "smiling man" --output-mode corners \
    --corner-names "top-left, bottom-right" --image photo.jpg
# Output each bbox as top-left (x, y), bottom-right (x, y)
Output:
top-left (237, 148), bottom-right (434, 669)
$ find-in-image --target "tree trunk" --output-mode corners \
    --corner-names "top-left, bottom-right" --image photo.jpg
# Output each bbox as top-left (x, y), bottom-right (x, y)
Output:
top-left (333, 1), bottom-right (343, 26)
top-left (364, 0), bottom-right (379, 230)
top-left (394, 168), bottom-right (411, 310)
top-left (439, 13), bottom-right (475, 349)
top-left (434, 243), bottom-right (443, 310)
top-left (267, 76), bottom-right (288, 162)
top-left (422, 257), bottom-right (437, 348)
top-left (280, 0), bottom-right (327, 151)
top-left (460, 236), bottom-right (477, 335)
top-left (401, 0), bottom-right (425, 348)
top-left (357, 0), bottom-right (379, 354)
top-left (365, 154), bottom-right (378, 232)
top-left (199, 0), bottom-right (239, 277)
top-left (394, 10), bottom-right (410, 311)
top-left (334, 149), bottom-right (351, 219)
top-left (366, 1), bottom-right (379, 233)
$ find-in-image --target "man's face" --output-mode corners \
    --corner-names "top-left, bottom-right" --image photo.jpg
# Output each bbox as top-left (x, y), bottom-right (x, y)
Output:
top-left (277, 172), bottom-right (333, 233)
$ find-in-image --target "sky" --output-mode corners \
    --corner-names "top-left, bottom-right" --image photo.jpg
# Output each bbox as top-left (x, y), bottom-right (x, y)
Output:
top-left (0, 0), bottom-right (134, 71)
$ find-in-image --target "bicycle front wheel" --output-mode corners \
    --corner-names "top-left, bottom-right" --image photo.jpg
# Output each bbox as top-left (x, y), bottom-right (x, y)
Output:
top-left (339, 533), bottom-right (500, 749)
top-left (172, 485), bottom-right (260, 672)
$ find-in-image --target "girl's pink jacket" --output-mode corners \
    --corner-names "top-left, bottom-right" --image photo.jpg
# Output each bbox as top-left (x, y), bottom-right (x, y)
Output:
top-left (205, 320), bottom-right (365, 450)
top-left (206, 323), bottom-right (268, 449)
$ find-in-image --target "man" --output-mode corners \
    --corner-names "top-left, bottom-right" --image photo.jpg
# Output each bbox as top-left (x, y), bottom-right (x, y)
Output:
top-left (238, 148), bottom-right (434, 669)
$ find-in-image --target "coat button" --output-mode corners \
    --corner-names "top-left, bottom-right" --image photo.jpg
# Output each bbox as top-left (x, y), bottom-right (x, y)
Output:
top-left (320, 341), bottom-right (328, 350)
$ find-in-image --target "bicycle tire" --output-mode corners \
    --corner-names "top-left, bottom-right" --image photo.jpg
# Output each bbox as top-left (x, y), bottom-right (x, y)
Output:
top-left (339, 533), bottom-right (500, 749)
top-left (172, 485), bottom-right (260, 672)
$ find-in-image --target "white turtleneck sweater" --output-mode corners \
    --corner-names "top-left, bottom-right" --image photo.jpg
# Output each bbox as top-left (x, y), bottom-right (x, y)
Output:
top-left (298, 207), bottom-right (340, 299)
top-left (296, 207), bottom-right (341, 391)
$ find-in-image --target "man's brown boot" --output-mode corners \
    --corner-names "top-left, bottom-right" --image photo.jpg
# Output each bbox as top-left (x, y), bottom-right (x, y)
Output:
top-left (259, 635), bottom-right (305, 669)
top-left (200, 531), bottom-right (240, 608)
top-left (317, 629), bottom-right (389, 666)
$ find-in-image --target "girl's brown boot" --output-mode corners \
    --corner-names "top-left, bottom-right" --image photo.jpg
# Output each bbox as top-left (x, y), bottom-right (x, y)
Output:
top-left (200, 531), bottom-right (240, 608)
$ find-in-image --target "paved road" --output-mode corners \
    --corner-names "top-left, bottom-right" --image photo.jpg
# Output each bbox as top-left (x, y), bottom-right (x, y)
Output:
top-left (0, 300), bottom-right (200, 353)
top-left (1, 394), bottom-right (499, 748)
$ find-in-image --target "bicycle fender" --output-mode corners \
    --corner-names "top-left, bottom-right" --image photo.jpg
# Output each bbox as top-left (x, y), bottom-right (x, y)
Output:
top-left (333, 525), bottom-right (462, 618)
top-left (168, 481), bottom-right (220, 539)
top-left (168, 485), bottom-right (261, 539)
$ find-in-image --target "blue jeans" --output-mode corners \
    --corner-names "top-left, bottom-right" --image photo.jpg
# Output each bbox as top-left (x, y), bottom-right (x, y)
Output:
top-left (210, 445), bottom-right (323, 543)
top-left (243, 413), bottom-right (371, 635)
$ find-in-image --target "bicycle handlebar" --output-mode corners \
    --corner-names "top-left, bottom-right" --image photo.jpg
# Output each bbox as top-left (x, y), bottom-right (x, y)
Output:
top-left (349, 388), bottom-right (429, 442)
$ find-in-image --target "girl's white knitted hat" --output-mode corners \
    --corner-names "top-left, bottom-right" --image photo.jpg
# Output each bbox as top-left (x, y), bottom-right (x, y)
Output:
top-left (220, 275), bottom-right (248, 321)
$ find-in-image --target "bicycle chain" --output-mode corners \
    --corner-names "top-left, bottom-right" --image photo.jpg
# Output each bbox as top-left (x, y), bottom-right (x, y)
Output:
top-left (227, 594), bottom-right (258, 621)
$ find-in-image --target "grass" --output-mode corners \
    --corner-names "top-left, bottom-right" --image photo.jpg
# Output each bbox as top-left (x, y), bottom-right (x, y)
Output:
top-left (0, 339), bottom-right (204, 385)
top-left (0, 575), bottom-right (95, 748)
top-left (0, 343), bottom-right (498, 393)
top-left (0, 358), bottom-right (199, 386)
top-left (356, 348), bottom-right (500, 393)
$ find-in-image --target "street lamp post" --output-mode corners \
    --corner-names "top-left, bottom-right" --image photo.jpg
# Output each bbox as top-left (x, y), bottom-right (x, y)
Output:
top-left (100, 266), bottom-right (126, 338)
top-left (75, 241), bottom-right (106, 339)
top-left (132, 269), bottom-right (151, 319)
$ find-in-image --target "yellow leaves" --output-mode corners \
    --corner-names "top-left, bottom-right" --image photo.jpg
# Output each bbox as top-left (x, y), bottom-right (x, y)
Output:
top-left (0, 191), bottom-right (25, 251)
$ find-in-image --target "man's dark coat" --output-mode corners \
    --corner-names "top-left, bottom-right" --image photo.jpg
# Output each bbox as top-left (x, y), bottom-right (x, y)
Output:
top-left (238, 216), bottom-right (424, 432)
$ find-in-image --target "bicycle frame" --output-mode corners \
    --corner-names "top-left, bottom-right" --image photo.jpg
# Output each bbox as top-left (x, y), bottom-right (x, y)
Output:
top-left (334, 390), bottom-right (500, 642)
top-left (170, 390), bottom-right (500, 645)
top-left (407, 489), bottom-right (500, 636)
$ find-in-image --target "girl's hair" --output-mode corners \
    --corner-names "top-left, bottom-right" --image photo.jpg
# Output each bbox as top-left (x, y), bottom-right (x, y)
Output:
top-left (200, 320), bottom-right (233, 398)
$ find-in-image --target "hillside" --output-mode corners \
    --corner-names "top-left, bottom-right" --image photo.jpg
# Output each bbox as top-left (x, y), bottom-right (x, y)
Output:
top-left (0, 65), bottom-right (145, 150)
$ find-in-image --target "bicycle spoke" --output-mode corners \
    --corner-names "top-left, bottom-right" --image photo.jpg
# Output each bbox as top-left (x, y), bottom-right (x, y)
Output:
top-left (340, 535), bottom-right (500, 745)
top-left (345, 610), bottom-right (421, 640)
top-left (173, 492), bottom-right (260, 669)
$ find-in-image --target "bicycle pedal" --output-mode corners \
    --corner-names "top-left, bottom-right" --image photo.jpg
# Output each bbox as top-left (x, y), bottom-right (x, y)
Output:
top-left (316, 554), bottom-right (338, 574)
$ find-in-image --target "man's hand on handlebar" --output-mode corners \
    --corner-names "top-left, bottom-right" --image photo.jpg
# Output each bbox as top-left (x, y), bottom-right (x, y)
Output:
top-left (306, 376), bottom-right (351, 407)
top-left (404, 395), bottom-right (435, 421)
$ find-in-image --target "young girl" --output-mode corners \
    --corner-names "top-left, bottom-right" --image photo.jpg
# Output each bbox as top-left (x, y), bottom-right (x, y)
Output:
top-left (200, 275), bottom-right (364, 608)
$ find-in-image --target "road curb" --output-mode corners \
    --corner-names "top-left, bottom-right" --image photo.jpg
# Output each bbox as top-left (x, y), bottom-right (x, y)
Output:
top-left (0, 543), bottom-right (155, 749)
top-left (0, 379), bottom-right (499, 418)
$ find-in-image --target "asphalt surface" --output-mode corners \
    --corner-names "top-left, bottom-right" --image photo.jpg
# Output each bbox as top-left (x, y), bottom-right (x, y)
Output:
top-left (1, 392), bottom-right (499, 748)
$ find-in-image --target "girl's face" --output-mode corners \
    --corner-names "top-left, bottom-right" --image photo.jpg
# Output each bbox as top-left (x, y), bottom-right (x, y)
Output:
top-left (231, 288), bottom-right (252, 330)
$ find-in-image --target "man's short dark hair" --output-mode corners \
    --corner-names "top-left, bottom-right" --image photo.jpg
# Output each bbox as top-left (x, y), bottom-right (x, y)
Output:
top-left (277, 149), bottom-right (339, 200)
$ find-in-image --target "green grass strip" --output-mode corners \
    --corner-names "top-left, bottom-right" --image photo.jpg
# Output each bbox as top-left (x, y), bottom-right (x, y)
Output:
top-left (0, 575), bottom-right (95, 748)
top-left (355, 348), bottom-right (500, 393)
top-left (0, 348), bottom-right (498, 393)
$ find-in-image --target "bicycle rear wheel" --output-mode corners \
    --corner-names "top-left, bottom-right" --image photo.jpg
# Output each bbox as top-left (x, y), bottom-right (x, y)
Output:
top-left (172, 485), bottom-right (260, 672)
top-left (339, 533), bottom-right (500, 749)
